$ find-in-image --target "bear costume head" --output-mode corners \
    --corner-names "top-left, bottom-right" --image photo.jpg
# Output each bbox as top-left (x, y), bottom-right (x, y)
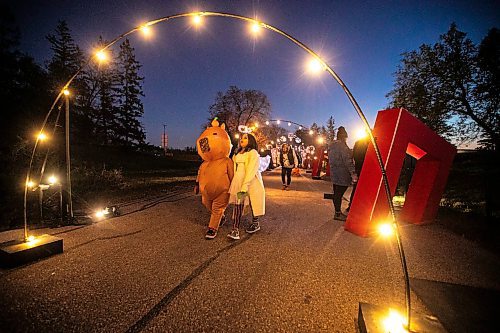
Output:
top-left (196, 118), bottom-right (232, 161)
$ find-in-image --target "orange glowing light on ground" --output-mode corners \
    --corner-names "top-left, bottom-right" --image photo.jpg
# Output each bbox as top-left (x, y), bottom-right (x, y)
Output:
top-left (382, 309), bottom-right (408, 333)
top-left (378, 223), bottom-right (394, 237)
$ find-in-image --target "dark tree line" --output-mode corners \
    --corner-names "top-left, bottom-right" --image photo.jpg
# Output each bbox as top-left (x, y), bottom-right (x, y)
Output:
top-left (0, 8), bottom-right (147, 225)
top-left (0, 13), bottom-right (146, 160)
top-left (46, 21), bottom-right (146, 147)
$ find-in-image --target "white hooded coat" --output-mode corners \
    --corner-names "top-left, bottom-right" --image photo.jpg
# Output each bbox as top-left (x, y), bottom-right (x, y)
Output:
top-left (228, 149), bottom-right (266, 216)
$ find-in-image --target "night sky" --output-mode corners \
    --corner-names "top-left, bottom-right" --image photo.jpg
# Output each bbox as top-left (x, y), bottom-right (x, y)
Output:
top-left (10, 0), bottom-right (499, 148)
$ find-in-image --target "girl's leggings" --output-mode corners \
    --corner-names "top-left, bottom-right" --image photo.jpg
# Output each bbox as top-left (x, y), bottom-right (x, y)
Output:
top-left (232, 202), bottom-right (258, 229)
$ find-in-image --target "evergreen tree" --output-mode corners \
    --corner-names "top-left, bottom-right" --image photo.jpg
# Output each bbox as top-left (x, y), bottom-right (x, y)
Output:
top-left (46, 20), bottom-right (96, 147)
top-left (93, 37), bottom-right (119, 145)
top-left (115, 38), bottom-right (146, 146)
top-left (46, 20), bottom-right (83, 92)
top-left (325, 116), bottom-right (336, 144)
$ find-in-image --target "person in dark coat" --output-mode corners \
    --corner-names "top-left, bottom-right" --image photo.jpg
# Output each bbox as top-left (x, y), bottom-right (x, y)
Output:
top-left (347, 136), bottom-right (369, 211)
top-left (279, 143), bottom-right (298, 190)
top-left (327, 127), bottom-right (357, 221)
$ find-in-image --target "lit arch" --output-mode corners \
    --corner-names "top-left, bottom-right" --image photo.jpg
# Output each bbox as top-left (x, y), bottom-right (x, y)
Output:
top-left (23, 11), bottom-right (411, 327)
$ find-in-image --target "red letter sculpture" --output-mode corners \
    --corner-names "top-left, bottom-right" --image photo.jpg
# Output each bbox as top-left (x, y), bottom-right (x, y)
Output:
top-left (345, 108), bottom-right (456, 237)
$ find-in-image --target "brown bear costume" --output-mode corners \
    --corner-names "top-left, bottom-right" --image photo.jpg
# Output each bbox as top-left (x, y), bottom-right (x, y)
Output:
top-left (196, 119), bottom-right (234, 232)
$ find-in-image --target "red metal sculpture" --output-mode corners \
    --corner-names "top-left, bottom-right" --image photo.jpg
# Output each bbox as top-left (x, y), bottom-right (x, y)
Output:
top-left (345, 108), bottom-right (456, 237)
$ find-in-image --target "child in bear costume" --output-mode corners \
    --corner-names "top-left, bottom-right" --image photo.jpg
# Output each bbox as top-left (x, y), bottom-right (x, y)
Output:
top-left (195, 118), bottom-right (234, 239)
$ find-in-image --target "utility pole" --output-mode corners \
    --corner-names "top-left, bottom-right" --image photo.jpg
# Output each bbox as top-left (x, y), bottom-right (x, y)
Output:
top-left (162, 124), bottom-right (168, 156)
top-left (64, 91), bottom-right (73, 220)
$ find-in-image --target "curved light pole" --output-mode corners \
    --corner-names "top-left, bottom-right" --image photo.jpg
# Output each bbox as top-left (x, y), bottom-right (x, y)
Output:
top-left (24, 11), bottom-right (411, 329)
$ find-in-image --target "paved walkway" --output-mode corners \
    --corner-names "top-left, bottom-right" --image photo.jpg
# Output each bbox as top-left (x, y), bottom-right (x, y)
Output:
top-left (1, 169), bottom-right (499, 332)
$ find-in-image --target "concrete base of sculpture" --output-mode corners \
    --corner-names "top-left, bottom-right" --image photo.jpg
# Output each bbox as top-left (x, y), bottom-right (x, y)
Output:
top-left (0, 234), bottom-right (63, 268)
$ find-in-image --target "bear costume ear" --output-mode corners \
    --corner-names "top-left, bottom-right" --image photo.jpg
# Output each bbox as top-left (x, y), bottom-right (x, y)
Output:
top-left (221, 123), bottom-right (226, 130)
top-left (211, 118), bottom-right (220, 127)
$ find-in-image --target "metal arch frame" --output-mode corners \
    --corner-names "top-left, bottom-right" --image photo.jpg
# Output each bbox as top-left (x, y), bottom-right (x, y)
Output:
top-left (23, 11), bottom-right (411, 329)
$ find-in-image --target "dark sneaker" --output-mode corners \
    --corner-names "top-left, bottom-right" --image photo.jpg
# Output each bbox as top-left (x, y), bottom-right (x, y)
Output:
top-left (334, 212), bottom-right (347, 221)
top-left (227, 229), bottom-right (240, 240)
top-left (205, 228), bottom-right (217, 239)
top-left (246, 223), bottom-right (261, 234)
top-left (282, 185), bottom-right (287, 190)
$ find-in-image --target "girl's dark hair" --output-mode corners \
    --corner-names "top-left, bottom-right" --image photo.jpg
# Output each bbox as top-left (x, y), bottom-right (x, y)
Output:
top-left (237, 133), bottom-right (258, 154)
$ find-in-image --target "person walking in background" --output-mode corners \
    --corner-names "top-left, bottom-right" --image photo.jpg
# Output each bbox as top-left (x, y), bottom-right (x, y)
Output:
top-left (227, 133), bottom-right (266, 240)
top-left (279, 143), bottom-right (298, 190)
top-left (347, 135), bottom-right (369, 212)
top-left (327, 126), bottom-right (357, 221)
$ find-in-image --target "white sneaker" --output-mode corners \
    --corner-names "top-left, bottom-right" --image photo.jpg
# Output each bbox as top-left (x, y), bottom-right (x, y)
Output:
top-left (227, 229), bottom-right (240, 240)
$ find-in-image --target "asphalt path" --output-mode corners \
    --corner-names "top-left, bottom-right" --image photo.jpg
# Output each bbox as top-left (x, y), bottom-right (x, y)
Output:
top-left (1, 169), bottom-right (499, 332)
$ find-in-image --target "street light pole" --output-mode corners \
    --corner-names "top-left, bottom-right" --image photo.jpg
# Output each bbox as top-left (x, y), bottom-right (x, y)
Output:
top-left (64, 92), bottom-right (73, 220)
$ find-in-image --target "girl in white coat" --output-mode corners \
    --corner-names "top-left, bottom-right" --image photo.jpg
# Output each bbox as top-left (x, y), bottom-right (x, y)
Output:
top-left (228, 133), bottom-right (266, 240)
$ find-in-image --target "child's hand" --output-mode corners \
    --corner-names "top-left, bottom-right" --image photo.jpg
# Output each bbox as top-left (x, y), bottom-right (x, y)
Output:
top-left (237, 191), bottom-right (248, 200)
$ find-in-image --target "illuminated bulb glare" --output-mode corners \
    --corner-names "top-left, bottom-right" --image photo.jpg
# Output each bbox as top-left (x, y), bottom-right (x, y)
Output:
top-left (260, 148), bottom-right (264, 152)
top-left (250, 22), bottom-right (261, 34)
top-left (277, 120), bottom-right (281, 124)
top-left (140, 25), bottom-right (151, 37)
top-left (317, 137), bottom-right (324, 144)
top-left (309, 130), bottom-right (314, 135)
top-left (95, 50), bottom-right (107, 62)
top-left (254, 122), bottom-right (259, 128)
top-left (26, 235), bottom-right (36, 243)
top-left (382, 309), bottom-right (408, 333)
top-left (308, 58), bottom-right (323, 74)
top-left (95, 211), bottom-right (104, 218)
top-left (37, 133), bottom-right (47, 141)
top-left (355, 128), bottom-right (368, 140)
top-left (265, 121), bottom-right (270, 125)
top-left (63, 89), bottom-right (70, 96)
top-left (378, 223), bottom-right (394, 237)
top-left (235, 134), bottom-right (240, 139)
top-left (27, 181), bottom-right (35, 189)
top-left (192, 15), bottom-right (202, 25)
top-left (288, 122), bottom-right (291, 126)
top-left (48, 175), bottom-right (57, 185)
top-left (299, 126), bottom-right (302, 130)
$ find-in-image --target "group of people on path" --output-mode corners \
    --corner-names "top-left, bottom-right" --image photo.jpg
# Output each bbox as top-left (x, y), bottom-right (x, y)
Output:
top-left (195, 119), bottom-right (368, 241)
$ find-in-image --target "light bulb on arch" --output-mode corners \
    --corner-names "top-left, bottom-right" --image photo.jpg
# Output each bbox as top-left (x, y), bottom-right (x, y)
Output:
top-left (95, 50), bottom-right (108, 62)
top-left (307, 58), bottom-right (324, 74)
top-left (192, 14), bottom-right (203, 26)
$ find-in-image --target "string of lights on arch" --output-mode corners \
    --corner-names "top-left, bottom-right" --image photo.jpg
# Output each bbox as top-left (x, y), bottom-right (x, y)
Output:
top-left (23, 11), bottom-right (412, 330)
